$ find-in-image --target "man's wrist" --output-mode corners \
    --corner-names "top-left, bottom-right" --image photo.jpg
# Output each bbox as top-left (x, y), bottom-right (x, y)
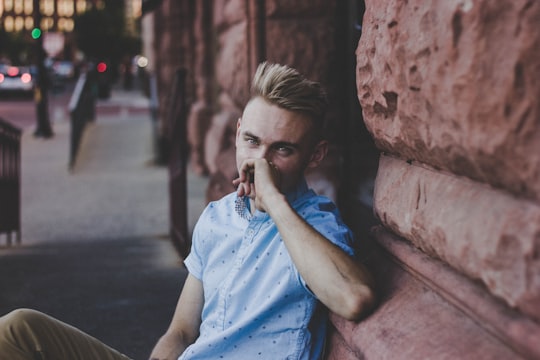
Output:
top-left (263, 191), bottom-right (289, 216)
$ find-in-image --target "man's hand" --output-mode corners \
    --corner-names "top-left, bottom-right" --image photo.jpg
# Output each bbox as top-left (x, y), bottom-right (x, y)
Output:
top-left (232, 158), bottom-right (281, 212)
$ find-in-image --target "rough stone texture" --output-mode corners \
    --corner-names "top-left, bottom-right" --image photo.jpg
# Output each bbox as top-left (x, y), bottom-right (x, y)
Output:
top-left (327, 227), bottom-right (540, 359)
top-left (215, 21), bottom-right (251, 109)
top-left (356, 0), bottom-right (540, 202)
top-left (187, 0), bottom-right (214, 175)
top-left (154, 0), bottom-right (195, 141)
top-left (373, 155), bottom-right (540, 322)
top-left (204, 92), bottom-right (240, 176)
top-left (213, 0), bottom-right (245, 30)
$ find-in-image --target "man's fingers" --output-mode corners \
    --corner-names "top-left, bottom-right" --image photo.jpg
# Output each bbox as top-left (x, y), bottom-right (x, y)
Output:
top-left (236, 182), bottom-right (249, 197)
top-left (234, 159), bottom-right (279, 200)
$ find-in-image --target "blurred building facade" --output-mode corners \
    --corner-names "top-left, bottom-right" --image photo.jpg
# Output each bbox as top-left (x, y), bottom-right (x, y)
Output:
top-left (0, 0), bottom-right (141, 61)
top-left (118, 0), bottom-right (540, 357)
top-left (0, 0), bottom-right (95, 33)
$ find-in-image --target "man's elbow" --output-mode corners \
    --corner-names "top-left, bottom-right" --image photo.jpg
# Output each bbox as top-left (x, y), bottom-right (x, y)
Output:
top-left (341, 285), bottom-right (377, 321)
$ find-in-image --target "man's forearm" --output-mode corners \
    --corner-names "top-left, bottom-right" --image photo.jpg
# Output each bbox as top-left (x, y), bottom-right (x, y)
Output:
top-left (149, 331), bottom-right (190, 360)
top-left (265, 193), bottom-right (375, 320)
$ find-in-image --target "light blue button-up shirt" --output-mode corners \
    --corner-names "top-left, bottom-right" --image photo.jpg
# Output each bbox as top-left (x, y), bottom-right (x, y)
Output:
top-left (181, 179), bottom-right (355, 360)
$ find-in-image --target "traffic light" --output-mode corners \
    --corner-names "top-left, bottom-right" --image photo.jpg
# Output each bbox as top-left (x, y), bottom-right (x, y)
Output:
top-left (31, 27), bottom-right (42, 40)
top-left (96, 62), bottom-right (107, 73)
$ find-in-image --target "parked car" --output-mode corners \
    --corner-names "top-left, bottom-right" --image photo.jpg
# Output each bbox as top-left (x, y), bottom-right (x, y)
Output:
top-left (0, 65), bottom-right (35, 97)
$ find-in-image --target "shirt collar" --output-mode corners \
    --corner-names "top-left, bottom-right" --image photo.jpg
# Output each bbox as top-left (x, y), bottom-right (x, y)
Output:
top-left (234, 178), bottom-right (309, 220)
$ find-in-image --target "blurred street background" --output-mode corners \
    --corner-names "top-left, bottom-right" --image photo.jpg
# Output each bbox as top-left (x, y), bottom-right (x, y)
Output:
top-left (0, 2), bottom-right (210, 358)
top-left (0, 79), bottom-right (208, 358)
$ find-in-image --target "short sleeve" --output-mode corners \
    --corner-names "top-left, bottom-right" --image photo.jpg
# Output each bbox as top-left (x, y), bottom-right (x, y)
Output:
top-left (305, 198), bottom-right (355, 256)
top-left (183, 205), bottom-right (212, 281)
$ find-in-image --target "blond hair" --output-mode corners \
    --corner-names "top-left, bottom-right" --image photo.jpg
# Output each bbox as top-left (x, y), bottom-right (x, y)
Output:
top-left (251, 62), bottom-right (327, 136)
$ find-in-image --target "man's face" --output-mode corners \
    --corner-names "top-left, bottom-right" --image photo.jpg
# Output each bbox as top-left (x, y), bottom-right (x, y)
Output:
top-left (235, 97), bottom-right (327, 194)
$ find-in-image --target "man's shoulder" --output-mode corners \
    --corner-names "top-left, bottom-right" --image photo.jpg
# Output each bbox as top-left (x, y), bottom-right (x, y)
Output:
top-left (207, 191), bottom-right (238, 208)
top-left (294, 190), bottom-right (338, 214)
top-left (200, 191), bottom-right (240, 219)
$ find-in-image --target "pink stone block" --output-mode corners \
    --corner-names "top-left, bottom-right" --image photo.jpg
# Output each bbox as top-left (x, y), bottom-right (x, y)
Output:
top-left (357, 0), bottom-right (540, 201)
top-left (327, 227), bottom-right (540, 359)
top-left (373, 155), bottom-right (540, 322)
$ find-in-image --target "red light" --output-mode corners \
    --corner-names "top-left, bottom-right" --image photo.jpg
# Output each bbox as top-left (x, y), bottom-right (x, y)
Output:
top-left (0, 74), bottom-right (4, 82)
top-left (97, 62), bottom-right (107, 73)
top-left (7, 66), bottom-right (19, 76)
top-left (21, 73), bottom-right (32, 83)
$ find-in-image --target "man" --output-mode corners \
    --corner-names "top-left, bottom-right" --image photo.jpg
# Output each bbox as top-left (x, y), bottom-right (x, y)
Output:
top-left (149, 62), bottom-right (375, 359)
top-left (0, 62), bottom-right (374, 359)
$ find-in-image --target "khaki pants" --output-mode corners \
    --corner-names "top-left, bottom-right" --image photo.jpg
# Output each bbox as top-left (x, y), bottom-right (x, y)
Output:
top-left (0, 309), bottom-right (132, 360)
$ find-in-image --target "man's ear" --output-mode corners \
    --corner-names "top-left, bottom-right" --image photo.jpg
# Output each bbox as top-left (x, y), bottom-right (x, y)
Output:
top-left (236, 117), bottom-right (242, 132)
top-left (307, 140), bottom-right (328, 168)
top-left (235, 118), bottom-right (242, 145)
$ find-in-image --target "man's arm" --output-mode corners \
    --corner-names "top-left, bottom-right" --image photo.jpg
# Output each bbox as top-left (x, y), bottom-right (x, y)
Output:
top-left (149, 274), bottom-right (204, 360)
top-left (266, 194), bottom-right (375, 320)
top-left (234, 159), bottom-right (375, 321)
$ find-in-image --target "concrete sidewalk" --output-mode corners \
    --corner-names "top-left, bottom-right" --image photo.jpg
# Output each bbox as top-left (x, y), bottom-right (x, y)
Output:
top-left (0, 86), bottom-right (208, 359)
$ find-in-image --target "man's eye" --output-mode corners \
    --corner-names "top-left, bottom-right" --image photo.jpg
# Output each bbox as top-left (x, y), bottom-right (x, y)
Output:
top-left (277, 146), bottom-right (293, 155)
top-left (246, 138), bottom-right (258, 145)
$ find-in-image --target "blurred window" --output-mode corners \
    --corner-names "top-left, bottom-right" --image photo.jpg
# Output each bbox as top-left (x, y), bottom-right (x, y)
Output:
top-left (41, 17), bottom-right (54, 31)
top-left (76, 0), bottom-right (86, 13)
top-left (5, 0), bottom-right (13, 12)
top-left (43, 0), bottom-right (54, 16)
top-left (24, 0), bottom-right (33, 15)
top-left (14, 16), bottom-right (24, 31)
top-left (58, 0), bottom-right (73, 16)
top-left (4, 16), bottom-right (13, 31)
top-left (25, 16), bottom-right (34, 30)
top-left (58, 18), bottom-right (74, 32)
top-left (14, 0), bottom-right (23, 13)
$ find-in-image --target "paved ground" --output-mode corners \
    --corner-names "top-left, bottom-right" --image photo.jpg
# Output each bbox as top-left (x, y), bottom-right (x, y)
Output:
top-left (0, 85), bottom-right (208, 359)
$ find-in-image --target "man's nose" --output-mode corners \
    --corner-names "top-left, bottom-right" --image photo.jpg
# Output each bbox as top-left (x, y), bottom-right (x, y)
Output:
top-left (253, 147), bottom-right (271, 161)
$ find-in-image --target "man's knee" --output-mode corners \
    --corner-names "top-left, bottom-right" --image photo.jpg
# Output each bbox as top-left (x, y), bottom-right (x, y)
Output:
top-left (2, 308), bottom-right (46, 325)
top-left (0, 308), bottom-right (50, 338)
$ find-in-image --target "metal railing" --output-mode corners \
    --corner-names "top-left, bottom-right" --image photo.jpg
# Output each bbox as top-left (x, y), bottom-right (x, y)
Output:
top-left (68, 72), bottom-right (96, 169)
top-left (148, 73), bottom-right (165, 164)
top-left (0, 118), bottom-right (22, 246)
top-left (167, 69), bottom-right (190, 258)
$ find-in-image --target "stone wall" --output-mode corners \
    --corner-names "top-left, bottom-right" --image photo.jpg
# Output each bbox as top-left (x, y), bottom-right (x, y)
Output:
top-left (326, 0), bottom-right (540, 357)
top-left (153, 0), bottom-right (195, 152)
top-left (357, 0), bottom-right (540, 322)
